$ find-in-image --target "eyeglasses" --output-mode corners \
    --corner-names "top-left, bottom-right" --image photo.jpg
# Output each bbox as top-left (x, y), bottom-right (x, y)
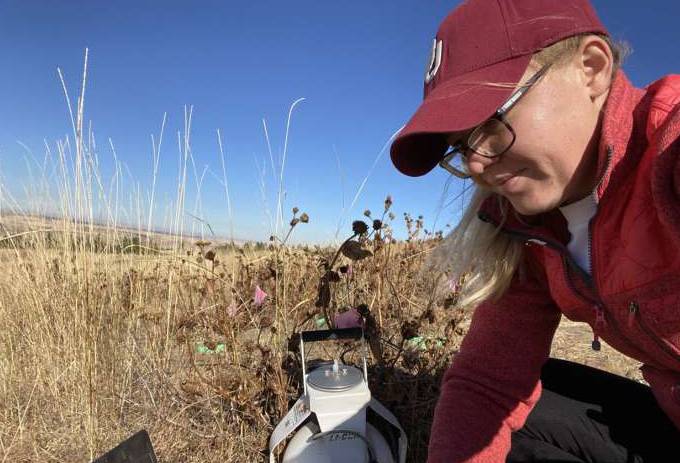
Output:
top-left (438, 64), bottom-right (552, 179)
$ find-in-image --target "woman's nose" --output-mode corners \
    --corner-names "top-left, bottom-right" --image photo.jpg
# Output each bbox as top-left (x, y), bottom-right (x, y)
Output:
top-left (464, 150), bottom-right (498, 176)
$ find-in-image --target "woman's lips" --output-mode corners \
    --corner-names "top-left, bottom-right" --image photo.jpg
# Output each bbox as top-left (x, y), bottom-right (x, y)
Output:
top-left (492, 169), bottom-right (525, 186)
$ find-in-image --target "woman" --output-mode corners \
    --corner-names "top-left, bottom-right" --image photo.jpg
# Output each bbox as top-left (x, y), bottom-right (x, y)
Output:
top-left (390, 0), bottom-right (680, 461)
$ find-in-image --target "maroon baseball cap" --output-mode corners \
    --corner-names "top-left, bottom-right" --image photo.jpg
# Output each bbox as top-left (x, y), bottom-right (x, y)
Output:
top-left (390, 0), bottom-right (608, 177)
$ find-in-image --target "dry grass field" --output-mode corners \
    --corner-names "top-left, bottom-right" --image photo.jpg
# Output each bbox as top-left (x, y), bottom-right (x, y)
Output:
top-left (0, 209), bottom-right (643, 463)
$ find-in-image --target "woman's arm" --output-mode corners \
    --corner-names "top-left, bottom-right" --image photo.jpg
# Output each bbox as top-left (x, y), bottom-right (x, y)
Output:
top-left (428, 256), bottom-right (561, 462)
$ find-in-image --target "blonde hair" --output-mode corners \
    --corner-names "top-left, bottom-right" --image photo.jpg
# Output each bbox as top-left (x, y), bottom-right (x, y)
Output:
top-left (423, 34), bottom-right (629, 311)
top-left (533, 33), bottom-right (629, 76)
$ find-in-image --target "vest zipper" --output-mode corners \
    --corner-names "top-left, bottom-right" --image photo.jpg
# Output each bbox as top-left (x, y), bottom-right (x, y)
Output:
top-left (583, 145), bottom-right (613, 351)
top-left (628, 301), bottom-right (680, 365)
top-left (560, 254), bottom-right (614, 352)
top-left (586, 206), bottom-right (601, 351)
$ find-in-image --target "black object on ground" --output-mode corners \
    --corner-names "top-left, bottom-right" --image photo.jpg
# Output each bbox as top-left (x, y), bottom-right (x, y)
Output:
top-left (91, 430), bottom-right (157, 463)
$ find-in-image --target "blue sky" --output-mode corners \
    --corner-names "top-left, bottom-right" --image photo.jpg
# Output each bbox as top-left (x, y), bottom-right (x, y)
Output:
top-left (1, 1), bottom-right (679, 245)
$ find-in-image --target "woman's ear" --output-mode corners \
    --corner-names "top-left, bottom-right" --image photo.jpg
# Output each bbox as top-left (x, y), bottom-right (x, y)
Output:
top-left (577, 35), bottom-right (614, 102)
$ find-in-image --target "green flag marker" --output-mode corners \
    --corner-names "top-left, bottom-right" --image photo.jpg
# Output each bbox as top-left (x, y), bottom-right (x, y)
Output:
top-left (195, 342), bottom-right (226, 354)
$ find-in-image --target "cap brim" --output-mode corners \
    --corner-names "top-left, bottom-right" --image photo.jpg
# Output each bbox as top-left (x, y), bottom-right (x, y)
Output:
top-left (390, 55), bottom-right (533, 177)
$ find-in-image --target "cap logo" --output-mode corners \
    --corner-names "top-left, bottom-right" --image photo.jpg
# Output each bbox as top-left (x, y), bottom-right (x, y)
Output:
top-left (424, 38), bottom-right (443, 84)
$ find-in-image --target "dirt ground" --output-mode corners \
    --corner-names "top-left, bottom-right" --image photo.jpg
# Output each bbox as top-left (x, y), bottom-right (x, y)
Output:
top-left (551, 316), bottom-right (644, 382)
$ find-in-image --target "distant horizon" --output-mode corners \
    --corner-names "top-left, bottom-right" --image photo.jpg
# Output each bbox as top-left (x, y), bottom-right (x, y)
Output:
top-left (0, 207), bottom-right (440, 248)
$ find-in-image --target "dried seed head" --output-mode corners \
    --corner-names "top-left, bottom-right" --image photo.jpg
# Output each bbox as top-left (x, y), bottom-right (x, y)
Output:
top-left (204, 250), bottom-right (216, 261)
top-left (363, 209), bottom-right (371, 218)
top-left (300, 213), bottom-right (309, 223)
top-left (384, 195), bottom-right (393, 211)
top-left (290, 218), bottom-right (300, 227)
top-left (341, 240), bottom-right (372, 260)
top-left (292, 206), bottom-right (299, 215)
top-left (388, 212), bottom-right (395, 221)
top-left (372, 219), bottom-right (382, 231)
top-left (352, 220), bottom-right (368, 235)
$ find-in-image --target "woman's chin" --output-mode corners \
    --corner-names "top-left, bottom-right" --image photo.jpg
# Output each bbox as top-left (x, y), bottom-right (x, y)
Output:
top-left (508, 196), bottom-right (555, 216)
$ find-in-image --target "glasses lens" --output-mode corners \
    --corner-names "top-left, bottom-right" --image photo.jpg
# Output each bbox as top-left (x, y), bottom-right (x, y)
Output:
top-left (468, 118), bottom-right (513, 157)
top-left (440, 147), bottom-right (470, 178)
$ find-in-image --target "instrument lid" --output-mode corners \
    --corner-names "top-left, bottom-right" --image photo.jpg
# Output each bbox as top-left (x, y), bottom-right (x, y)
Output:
top-left (307, 360), bottom-right (363, 392)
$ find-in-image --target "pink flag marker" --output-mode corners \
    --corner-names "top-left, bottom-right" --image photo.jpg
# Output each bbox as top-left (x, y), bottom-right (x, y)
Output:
top-left (334, 308), bottom-right (363, 329)
top-left (254, 285), bottom-right (268, 306)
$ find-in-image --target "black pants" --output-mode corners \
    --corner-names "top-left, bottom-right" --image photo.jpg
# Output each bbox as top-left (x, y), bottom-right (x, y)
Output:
top-left (507, 358), bottom-right (680, 463)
